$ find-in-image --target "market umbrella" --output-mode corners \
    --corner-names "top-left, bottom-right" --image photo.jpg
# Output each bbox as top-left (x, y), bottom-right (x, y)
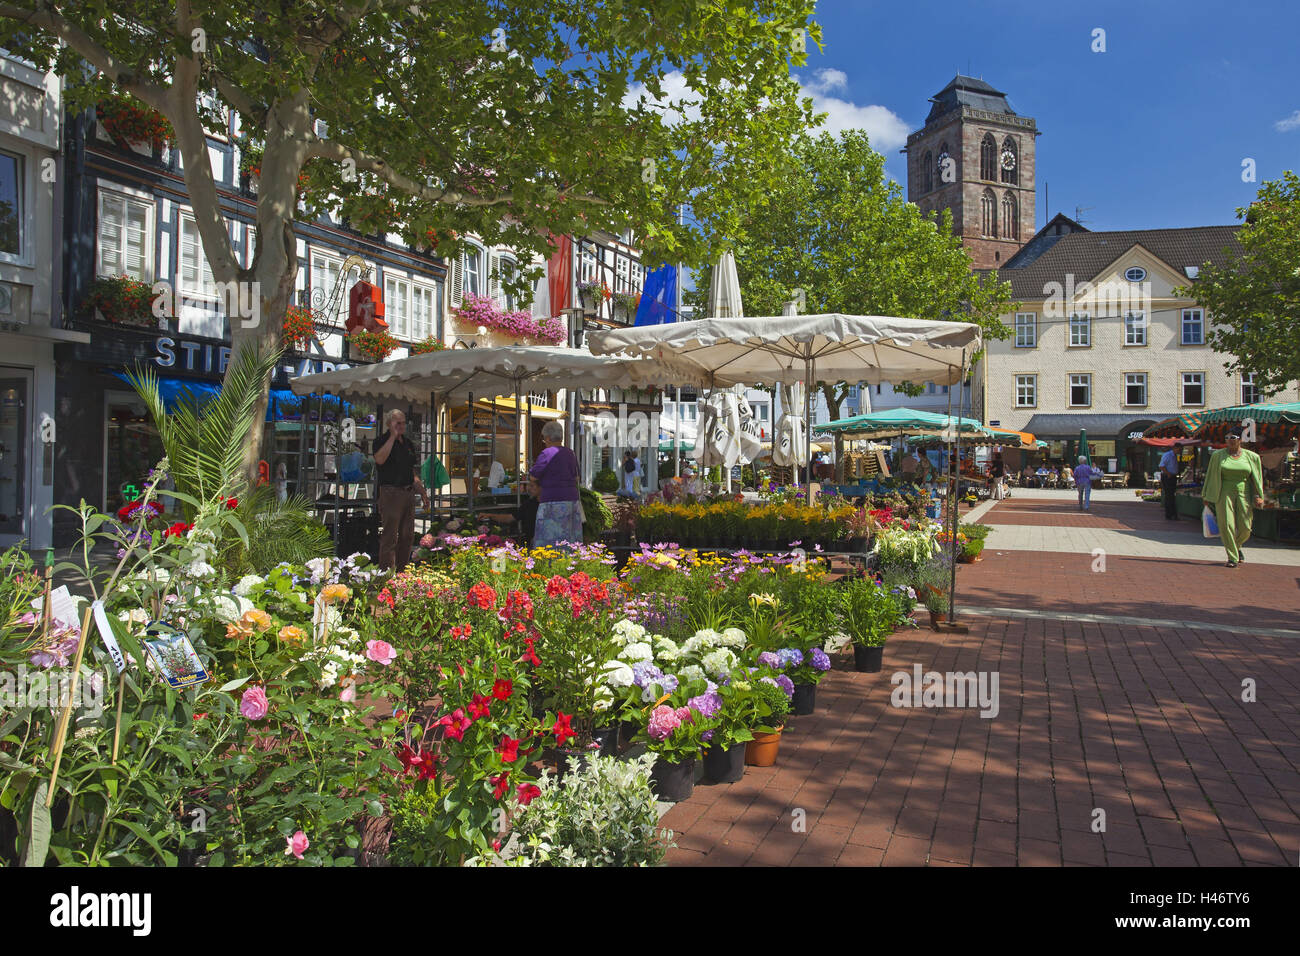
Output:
top-left (823, 407), bottom-right (989, 440)
top-left (588, 314), bottom-right (982, 505)
top-left (1079, 428), bottom-right (1089, 465)
top-left (1193, 401), bottom-right (1300, 445)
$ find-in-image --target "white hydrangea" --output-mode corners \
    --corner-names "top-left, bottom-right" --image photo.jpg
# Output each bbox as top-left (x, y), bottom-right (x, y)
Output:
top-left (677, 664), bottom-right (706, 685)
top-left (593, 686), bottom-right (615, 713)
top-left (619, 641), bottom-right (653, 663)
top-left (612, 619), bottom-right (647, 645)
top-left (185, 561), bottom-right (217, 579)
top-left (654, 637), bottom-right (682, 663)
top-left (117, 607), bottom-right (151, 626)
top-left (701, 648), bottom-right (738, 678)
top-left (601, 660), bottom-right (635, 688)
top-left (694, 628), bottom-right (723, 647)
top-left (133, 567), bottom-right (170, 585)
top-left (719, 627), bottom-right (748, 648)
top-left (233, 574), bottom-right (266, 597)
top-left (211, 594), bottom-right (254, 624)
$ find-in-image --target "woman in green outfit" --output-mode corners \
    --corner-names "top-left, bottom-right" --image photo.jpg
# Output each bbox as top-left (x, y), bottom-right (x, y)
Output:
top-left (1201, 425), bottom-right (1264, 568)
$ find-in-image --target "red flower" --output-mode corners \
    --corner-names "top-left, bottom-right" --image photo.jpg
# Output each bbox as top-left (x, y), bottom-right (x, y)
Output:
top-left (505, 590), bottom-right (533, 620)
top-left (435, 708), bottom-right (472, 741)
top-left (521, 637), bottom-right (541, 667)
top-left (552, 712), bottom-right (576, 746)
top-left (490, 772), bottom-right (510, 800)
top-left (498, 735), bottom-right (520, 763)
top-left (590, 582), bottom-right (609, 602)
top-left (467, 581), bottom-right (497, 609)
top-left (516, 783), bottom-right (542, 806)
top-left (225, 497), bottom-right (238, 510)
top-left (492, 678), bottom-right (513, 701)
top-left (192, 712), bottom-right (208, 722)
top-left (545, 576), bottom-right (570, 598)
top-left (163, 520), bottom-right (191, 539)
top-left (468, 693), bottom-right (492, 720)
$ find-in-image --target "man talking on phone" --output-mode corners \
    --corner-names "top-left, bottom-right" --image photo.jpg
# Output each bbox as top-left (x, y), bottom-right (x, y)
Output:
top-left (373, 409), bottom-right (430, 571)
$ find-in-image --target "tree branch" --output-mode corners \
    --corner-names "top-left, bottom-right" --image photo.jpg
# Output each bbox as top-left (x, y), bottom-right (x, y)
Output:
top-left (0, 1), bottom-right (169, 111)
top-left (304, 136), bottom-right (612, 210)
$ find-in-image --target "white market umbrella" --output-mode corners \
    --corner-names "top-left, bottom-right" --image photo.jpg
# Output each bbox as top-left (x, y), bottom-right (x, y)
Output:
top-left (588, 313), bottom-right (983, 502)
top-left (707, 251), bottom-right (744, 319)
top-left (696, 252), bottom-right (755, 487)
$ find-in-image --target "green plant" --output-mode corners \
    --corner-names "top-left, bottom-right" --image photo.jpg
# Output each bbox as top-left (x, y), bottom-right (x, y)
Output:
top-left (592, 468), bottom-right (620, 494)
top-left (579, 486), bottom-right (612, 539)
top-left (81, 275), bottom-right (160, 327)
top-left (408, 336), bottom-right (446, 354)
top-left (733, 675), bottom-right (791, 733)
top-left (349, 327), bottom-right (399, 360)
top-left (127, 344), bottom-right (332, 574)
top-left (500, 754), bottom-right (673, 866)
top-left (840, 577), bottom-right (901, 647)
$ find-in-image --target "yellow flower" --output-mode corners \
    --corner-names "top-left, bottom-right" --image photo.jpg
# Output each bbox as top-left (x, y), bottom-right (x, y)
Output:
top-left (320, 583), bottom-right (352, 604)
top-left (748, 592), bottom-right (778, 607)
top-left (242, 608), bottom-right (273, 633)
top-left (278, 625), bottom-right (306, 643)
top-left (226, 620), bottom-right (253, 640)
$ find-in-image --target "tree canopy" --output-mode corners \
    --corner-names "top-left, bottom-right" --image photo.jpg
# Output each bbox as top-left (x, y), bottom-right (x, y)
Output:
top-left (687, 130), bottom-right (1014, 417)
top-left (1180, 171), bottom-right (1300, 396)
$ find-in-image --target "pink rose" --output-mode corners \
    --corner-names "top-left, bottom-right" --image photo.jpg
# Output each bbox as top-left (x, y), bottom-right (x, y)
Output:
top-left (239, 685), bottom-right (269, 721)
top-left (340, 679), bottom-right (357, 703)
top-left (285, 830), bottom-right (309, 860)
top-left (366, 639), bottom-right (396, 666)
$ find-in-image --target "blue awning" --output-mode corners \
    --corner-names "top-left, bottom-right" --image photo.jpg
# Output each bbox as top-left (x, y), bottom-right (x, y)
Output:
top-left (110, 373), bottom-right (349, 420)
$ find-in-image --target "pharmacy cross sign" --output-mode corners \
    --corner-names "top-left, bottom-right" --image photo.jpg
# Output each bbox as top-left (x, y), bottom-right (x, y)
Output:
top-left (121, 483), bottom-right (142, 501)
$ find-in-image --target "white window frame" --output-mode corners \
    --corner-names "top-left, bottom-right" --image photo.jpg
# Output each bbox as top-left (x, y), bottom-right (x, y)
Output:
top-left (463, 244), bottom-right (483, 298)
top-left (96, 187), bottom-right (155, 281)
top-left (411, 278), bottom-right (440, 343)
top-left (1069, 312), bottom-right (1091, 348)
top-left (1241, 373), bottom-right (1259, 406)
top-left (1014, 374), bottom-right (1036, 408)
top-left (384, 273), bottom-right (412, 340)
top-left (1124, 372), bottom-right (1147, 407)
top-left (308, 249), bottom-right (365, 327)
top-left (1181, 372), bottom-right (1205, 407)
top-left (0, 146), bottom-right (29, 266)
top-left (1124, 311), bottom-right (1146, 346)
top-left (1068, 373), bottom-right (1091, 408)
top-left (495, 254), bottom-right (517, 311)
top-left (1014, 312), bottom-right (1036, 348)
top-left (178, 210), bottom-right (218, 300)
top-left (1181, 308), bottom-right (1204, 346)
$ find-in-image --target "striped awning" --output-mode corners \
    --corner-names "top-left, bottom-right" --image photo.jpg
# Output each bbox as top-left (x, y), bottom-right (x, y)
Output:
top-left (1143, 413), bottom-right (1203, 439)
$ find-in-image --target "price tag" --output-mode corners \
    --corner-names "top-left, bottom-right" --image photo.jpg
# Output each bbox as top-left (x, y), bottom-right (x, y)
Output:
top-left (92, 600), bottom-right (129, 672)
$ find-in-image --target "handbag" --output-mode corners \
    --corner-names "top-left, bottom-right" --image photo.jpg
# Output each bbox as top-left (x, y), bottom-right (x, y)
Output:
top-left (1202, 505), bottom-right (1219, 538)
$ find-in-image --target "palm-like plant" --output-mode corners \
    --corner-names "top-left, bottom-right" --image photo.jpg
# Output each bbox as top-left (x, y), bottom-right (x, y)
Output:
top-left (127, 344), bottom-right (332, 573)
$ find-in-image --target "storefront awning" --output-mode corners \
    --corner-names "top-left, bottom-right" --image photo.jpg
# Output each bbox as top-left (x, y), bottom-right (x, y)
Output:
top-left (1022, 413), bottom-right (1176, 437)
top-left (110, 372), bottom-right (348, 419)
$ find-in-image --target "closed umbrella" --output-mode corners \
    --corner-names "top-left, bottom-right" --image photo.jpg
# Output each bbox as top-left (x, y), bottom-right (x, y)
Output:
top-left (1079, 428), bottom-right (1090, 465)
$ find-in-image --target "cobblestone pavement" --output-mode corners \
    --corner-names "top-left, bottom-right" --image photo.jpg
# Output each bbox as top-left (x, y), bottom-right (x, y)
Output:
top-left (662, 495), bottom-right (1300, 866)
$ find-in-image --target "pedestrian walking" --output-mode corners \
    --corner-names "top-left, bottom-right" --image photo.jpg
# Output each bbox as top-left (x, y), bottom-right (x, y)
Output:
top-left (532, 420), bottom-right (583, 547)
top-left (1158, 446), bottom-right (1181, 520)
top-left (990, 454), bottom-right (1006, 501)
top-left (1073, 455), bottom-right (1100, 511)
top-left (1201, 425), bottom-right (1264, 568)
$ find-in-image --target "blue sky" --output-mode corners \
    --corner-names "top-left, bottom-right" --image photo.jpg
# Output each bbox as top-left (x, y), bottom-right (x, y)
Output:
top-left (796, 0), bottom-right (1300, 231)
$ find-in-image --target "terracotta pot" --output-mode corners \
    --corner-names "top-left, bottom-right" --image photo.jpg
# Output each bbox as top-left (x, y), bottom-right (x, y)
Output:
top-left (744, 727), bottom-right (784, 767)
top-left (929, 609), bottom-right (944, 630)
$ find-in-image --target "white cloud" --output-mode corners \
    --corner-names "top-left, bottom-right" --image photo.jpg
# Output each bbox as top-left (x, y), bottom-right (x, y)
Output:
top-left (1274, 110), bottom-right (1300, 133)
top-left (623, 67), bottom-right (910, 153)
top-left (797, 72), bottom-right (909, 151)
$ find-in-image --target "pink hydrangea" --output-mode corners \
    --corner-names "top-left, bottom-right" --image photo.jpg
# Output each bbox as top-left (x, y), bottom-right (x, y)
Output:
top-left (239, 685), bottom-right (269, 721)
top-left (646, 704), bottom-right (681, 741)
top-left (675, 706), bottom-right (693, 724)
top-left (419, 533), bottom-right (436, 548)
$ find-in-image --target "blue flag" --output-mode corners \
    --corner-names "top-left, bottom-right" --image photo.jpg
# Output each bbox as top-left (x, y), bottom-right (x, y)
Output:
top-left (633, 265), bottom-right (678, 325)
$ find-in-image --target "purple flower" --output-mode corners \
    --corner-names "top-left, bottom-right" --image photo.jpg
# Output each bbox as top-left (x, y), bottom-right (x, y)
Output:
top-left (757, 651), bottom-right (780, 669)
top-left (775, 675), bottom-right (795, 697)
top-left (631, 661), bottom-right (665, 688)
top-left (688, 690), bottom-right (723, 719)
top-left (810, 648), bottom-right (831, 672)
top-left (702, 730), bottom-right (715, 742)
top-left (777, 648), bottom-right (803, 669)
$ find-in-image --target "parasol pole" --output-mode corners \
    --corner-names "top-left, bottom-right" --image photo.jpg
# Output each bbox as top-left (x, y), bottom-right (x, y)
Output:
top-left (948, 349), bottom-right (968, 624)
top-left (515, 377), bottom-right (523, 510)
top-left (467, 390), bottom-right (476, 514)
top-left (805, 354), bottom-right (814, 507)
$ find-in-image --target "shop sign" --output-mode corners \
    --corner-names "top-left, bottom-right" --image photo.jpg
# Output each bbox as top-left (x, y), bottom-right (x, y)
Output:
top-left (1127, 431), bottom-right (1145, 440)
top-left (153, 335), bottom-right (347, 379)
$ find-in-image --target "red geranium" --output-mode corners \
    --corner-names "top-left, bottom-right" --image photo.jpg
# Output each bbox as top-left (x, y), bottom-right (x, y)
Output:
top-left (163, 521), bottom-right (191, 539)
top-left (516, 783), bottom-right (542, 806)
top-left (492, 678), bottom-right (513, 701)
top-left (225, 497), bottom-right (238, 509)
top-left (545, 575), bottom-right (569, 598)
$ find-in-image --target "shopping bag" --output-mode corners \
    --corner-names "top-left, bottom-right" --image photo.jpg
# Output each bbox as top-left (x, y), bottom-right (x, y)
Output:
top-left (1201, 505), bottom-right (1219, 538)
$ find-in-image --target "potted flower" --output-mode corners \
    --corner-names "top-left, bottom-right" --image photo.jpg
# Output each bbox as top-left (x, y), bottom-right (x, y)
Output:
top-left (913, 553), bottom-right (952, 629)
top-left (840, 577), bottom-right (899, 672)
top-left (97, 93), bottom-right (175, 151)
top-left (611, 290), bottom-right (640, 322)
top-left (349, 327), bottom-right (399, 362)
top-left (845, 507), bottom-right (877, 554)
top-left (699, 675), bottom-right (756, 783)
top-left (82, 275), bottom-right (161, 328)
top-left (739, 677), bottom-right (792, 767)
top-left (633, 677), bottom-right (718, 802)
top-left (577, 279), bottom-right (609, 312)
top-left (770, 645), bottom-right (832, 715)
top-left (409, 336), bottom-right (446, 355)
top-left (282, 305), bottom-right (316, 351)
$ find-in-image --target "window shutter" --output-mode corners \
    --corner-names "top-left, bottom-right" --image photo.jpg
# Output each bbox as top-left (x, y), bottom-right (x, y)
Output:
top-left (125, 200), bottom-right (149, 279)
top-left (98, 194), bottom-right (122, 276)
top-left (488, 253), bottom-right (502, 305)
top-left (450, 255), bottom-right (464, 306)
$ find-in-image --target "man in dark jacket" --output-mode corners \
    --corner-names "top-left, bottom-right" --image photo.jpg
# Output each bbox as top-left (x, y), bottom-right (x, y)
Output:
top-left (373, 409), bottom-right (430, 570)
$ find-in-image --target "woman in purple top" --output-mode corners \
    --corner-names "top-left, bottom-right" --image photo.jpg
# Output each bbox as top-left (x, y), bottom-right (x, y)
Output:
top-left (530, 420), bottom-right (583, 547)
top-left (1073, 455), bottom-right (1101, 511)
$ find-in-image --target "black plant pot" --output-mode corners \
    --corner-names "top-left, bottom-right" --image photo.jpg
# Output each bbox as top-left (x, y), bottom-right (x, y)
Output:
top-left (619, 719), bottom-right (639, 750)
top-left (702, 740), bottom-right (746, 783)
top-left (792, 682), bottom-right (816, 715)
top-left (854, 644), bottom-right (884, 673)
top-left (554, 746), bottom-right (593, 782)
top-left (592, 725), bottom-right (619, 758)
top-left (651, 756), bottom-right (696, 803)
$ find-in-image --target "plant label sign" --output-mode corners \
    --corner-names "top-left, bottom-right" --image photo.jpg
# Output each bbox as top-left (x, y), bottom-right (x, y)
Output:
top-left (142, 620), bottom-right (209, 689)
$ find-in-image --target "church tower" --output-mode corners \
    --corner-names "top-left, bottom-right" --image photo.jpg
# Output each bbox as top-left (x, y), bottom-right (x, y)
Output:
top-left (905, 76), bottom-right (1038, 269)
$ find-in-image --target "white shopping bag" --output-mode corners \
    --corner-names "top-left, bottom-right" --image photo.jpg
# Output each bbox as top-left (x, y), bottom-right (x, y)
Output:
top-left (1201, 505), bottom-right (1219, 538)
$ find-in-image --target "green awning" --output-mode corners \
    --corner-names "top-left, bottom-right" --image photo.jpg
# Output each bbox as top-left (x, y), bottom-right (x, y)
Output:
top-left (1197, 402), bottom-right (1300, 425)
top-left (824, 407), bottom-right (989, 439)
